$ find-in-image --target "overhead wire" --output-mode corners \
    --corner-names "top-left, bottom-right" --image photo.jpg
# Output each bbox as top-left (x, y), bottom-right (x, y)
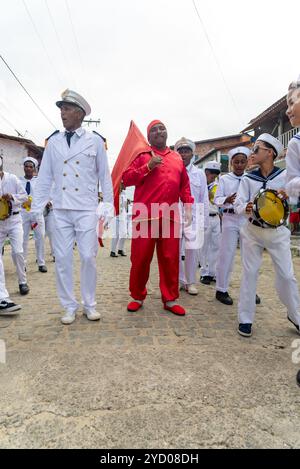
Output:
top-left (0, 54), bottom-right (56, 129)
top-left (22, 0), bottom-right (64, 88)
top-left (44, 0), bottom-right (77, 88)
top-left (0, 110), bottom-right (24, 137)
top-left (192, 0), bottom-right (242, 124)
top-left (64, 0), bottom-right (85, 82)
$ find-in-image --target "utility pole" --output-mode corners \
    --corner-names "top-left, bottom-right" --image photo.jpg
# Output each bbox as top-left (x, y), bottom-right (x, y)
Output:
top-left (83, 118), bottom-right (101, 127)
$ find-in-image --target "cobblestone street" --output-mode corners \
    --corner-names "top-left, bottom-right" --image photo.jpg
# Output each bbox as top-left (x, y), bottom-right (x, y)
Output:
top-left (0, 238), bottom-right (300, 448)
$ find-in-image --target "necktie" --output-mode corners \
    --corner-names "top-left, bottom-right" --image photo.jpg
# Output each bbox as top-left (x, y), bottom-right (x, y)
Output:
top-left (25, 181), bottom-right (31, 195)
top-left (66, 131), bottom-right (75, 147)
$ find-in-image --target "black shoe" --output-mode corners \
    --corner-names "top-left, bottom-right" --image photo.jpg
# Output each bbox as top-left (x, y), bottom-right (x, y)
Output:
top-left (200, 276), bottom-right (211, 285)
top-left (110, 251), bottom-right (118, 257)
top-left (38, 265), bottom-right (47, 273)
top-left (287, 316), bottom-right (300, 333)
top-left (216, 291), bottom-right (233, 305)
top-left (296, 370), bottom-right (300, 387)
top-left (208, 276), bottom-right (216, 283)
top-left (181, 255), bottom-right (185, 261)
top-left (255, 294), bottom-right (261, 305)
top-left (19, 284), bottom-right (29, 295)
top-left (117, 250), bottom-right (127, 257)
top-left (0, 300), bottom-right (21, 315)
top-left (238, 323), bottom-right (252, 337)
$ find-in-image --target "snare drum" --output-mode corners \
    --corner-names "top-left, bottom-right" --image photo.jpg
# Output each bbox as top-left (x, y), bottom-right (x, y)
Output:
top-left (0, 198), bottom-right (12, 220)
top-left (252, 188), bottom-right (288, 228)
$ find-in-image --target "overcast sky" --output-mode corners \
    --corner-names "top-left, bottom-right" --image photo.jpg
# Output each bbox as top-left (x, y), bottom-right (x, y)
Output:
top-left (0, 0), bottom-right (299, 168)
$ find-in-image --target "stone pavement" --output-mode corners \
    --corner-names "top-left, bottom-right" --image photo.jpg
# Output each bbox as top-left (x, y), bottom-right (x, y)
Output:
top-left (0, 238), bottom-right (300, 449)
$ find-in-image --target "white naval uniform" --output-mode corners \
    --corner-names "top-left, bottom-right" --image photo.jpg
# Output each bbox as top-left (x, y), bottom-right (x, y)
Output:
top-left (0, 172), bottom-right (28, 289)
top-left (286, 132), bottom-right (300, 202)
top-left (235, 166), bottom-right (300, 327)
top-left (44, 202), bottom-right (54, 258)
top-left (214, 172), bottom-right (246, 293)
top-left (19, 176), bottom-right (45, 267)
top-left (200, 182), bottom-right (221, 278)
top-left (31, 127), bottom-right (113, 314)
top-left (179, 162), bottom-right (209, 285)
top-left (111, 190), bottom-right (127, 253)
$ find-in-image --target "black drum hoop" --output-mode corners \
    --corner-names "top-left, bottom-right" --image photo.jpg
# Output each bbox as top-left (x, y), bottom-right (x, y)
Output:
top-left (252, 188), bottom-right (289, 228)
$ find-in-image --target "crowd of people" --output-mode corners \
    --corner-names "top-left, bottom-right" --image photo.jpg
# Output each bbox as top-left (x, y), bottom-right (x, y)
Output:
top-left (0, 77), bottom-right (300, 348)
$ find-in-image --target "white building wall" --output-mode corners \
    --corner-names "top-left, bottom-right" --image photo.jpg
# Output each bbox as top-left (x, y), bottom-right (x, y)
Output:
top-left (0, 138), bottom-right (29, 176)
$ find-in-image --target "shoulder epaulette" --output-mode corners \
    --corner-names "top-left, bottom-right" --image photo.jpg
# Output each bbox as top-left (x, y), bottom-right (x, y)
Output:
top-left (44, 130), bottom-right (59, 147)
top-left (92, 131), bottom-right (107, 149)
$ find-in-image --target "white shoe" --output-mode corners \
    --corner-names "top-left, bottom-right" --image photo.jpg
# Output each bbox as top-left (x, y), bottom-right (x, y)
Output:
top-left (83, 309), bottom-right (101, 321)
top-left (179, 282), bottom-right (187, 291)
top-left (61, 310), bottom-right (76, 325)
top-left (187, 284), bottom-right (198, 295)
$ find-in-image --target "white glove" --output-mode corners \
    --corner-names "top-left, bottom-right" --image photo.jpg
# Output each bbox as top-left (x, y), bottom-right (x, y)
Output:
top-left (286, 177), bottom-right (300, 199)
top-left (96, 201), bottom-right (114, 228)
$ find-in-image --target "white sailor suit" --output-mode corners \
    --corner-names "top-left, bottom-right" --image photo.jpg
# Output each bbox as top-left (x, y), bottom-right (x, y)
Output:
top-left (179, 162), bottom-right (209, 286)
top-left (200, 181), bottom-right (221, 279)
top-left (0, 172), bottom-right (28, 288)
top-left (111, 190), bottom-right (127, 254)
top-left (214, 172), bottom-right (246, 293)
top-left (32, 128), bottom-right (113, 314)
top-left (286, 132), bottom-right (300, 201)
top-left (235, 166), bottom-right (300, 327)
top-left (19, 176), bottom-right (46, 267)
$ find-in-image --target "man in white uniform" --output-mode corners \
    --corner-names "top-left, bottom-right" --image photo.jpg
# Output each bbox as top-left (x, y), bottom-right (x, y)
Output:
top-left (235, 133), bottom-right (300, 337)
top-left (200, 161), bottom-right (221, 285)
top-left (0, 154), bottom-right (29, 296)
top-left (32, 89), bottom-right (113, 325)
top-left (110, 186), bottom-right (127, 257)
top-left (174, 137), bottom-right (209, 295)
top-left (214, 147), bottom-right (251, 304)
top-left (20, 157), bottom-right (47, 273)
top-left (0, 256), bottom-right (21, 315)
top-left (285, 76), bottom-right (300, 201)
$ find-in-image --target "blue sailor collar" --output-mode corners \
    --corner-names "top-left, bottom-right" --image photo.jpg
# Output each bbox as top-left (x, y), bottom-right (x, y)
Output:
top-left (293, 132), bottom-right (300, 142)
top-left (244, 166), bottom-right (284, 184)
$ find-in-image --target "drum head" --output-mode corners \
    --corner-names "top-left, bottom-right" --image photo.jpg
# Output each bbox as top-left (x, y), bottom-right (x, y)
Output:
top-left (209, 184), bottom-right (218, 204)
top-left (253, 189), bottom-right (288, 227)
top-left (0, 198), bottom-right (11, 220)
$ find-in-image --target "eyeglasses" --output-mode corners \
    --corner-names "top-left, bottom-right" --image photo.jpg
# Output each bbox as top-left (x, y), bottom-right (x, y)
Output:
top-left (252, 145), bottom-right (270, 154)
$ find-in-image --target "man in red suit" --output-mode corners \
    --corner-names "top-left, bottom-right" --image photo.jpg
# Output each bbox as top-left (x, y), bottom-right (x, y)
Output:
top-left (122, 120), bottom-right (193, 316)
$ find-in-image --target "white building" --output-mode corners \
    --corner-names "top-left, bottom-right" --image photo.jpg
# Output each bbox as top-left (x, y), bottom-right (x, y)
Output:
top-left (0, 133), bottom-right (43, 176)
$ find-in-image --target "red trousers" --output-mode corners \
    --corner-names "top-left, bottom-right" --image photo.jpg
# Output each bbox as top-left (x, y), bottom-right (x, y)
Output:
top-left (129, 219), bottom-right (180, 303)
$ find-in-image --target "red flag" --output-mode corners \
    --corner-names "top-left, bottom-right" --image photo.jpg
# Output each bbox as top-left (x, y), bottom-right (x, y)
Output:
top-left (111, 121), bottom-right (151, 215)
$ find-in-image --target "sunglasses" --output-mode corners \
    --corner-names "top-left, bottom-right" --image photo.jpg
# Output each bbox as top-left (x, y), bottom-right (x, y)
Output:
top-left (252, 145), bottom-right (270, 154)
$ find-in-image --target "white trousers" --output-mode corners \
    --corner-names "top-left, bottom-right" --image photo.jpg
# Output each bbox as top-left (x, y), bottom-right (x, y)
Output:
top-left (53, 209), bottom-right (98, 313)
top-left (180, 222), bottom-right (205, 285)
top-left (22, 211), bottom-right (45, 266)
top-left (200, 215), bottom-right (221, 277)
top-left (111, 216), bottom-right (127, 253)
top-left (239, 223), bottom-right (300, 327)
top-left (0, 215), bottom-right (26, 285)
top-left (0, 256), bottom-right (9, 301)
top-left (44, 210), bottom-right (55, 256)
top-left (216, 215), bottom-right (245, 293)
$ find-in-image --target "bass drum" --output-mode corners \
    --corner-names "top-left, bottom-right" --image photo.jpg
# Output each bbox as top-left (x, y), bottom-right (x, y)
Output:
top-left (252, 188), bottom-right (288, 228)
top-left (0, 198), bottom-right (12, 220)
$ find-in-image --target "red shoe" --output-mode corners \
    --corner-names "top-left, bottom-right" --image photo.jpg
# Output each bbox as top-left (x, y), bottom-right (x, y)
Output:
top-left (127, 301), bottom-right (143, 312)
top-left (164, 303), bottom-right (186, 316)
